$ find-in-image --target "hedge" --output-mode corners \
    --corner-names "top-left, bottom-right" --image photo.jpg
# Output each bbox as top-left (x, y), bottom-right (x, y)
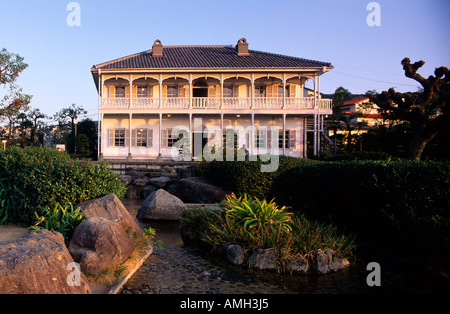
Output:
top-left (198, 155), bottom-right (321, 199)
top-left (0, 146), bottom-right (126, 224)
top-left (268, 160), bottom-right (450, 275)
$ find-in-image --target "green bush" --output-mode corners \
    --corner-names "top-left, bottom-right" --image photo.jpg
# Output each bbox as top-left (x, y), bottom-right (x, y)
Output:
top-left (198, 155), bottom-right (321, 199)
top-left (0, 146), bottom-right (126, 224)
top-left (319, 151), bottom-right (400, 162)
top-left (221, 193), bottom-right (293, 232)
top-left (180, 205), bottom-right (355, 269)
top-left (268, 160), bottom-right (450, 273)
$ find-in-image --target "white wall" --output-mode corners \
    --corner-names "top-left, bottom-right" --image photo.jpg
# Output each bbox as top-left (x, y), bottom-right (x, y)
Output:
top-left (102, 114), bottom-right (305, 159)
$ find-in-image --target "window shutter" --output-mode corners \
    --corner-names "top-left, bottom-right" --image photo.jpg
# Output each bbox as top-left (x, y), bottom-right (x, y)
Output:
top-left (233, 85), bottom-right (238, 98)
top-left (162, 129), bottom-right (169, 148)
top-left (125, 130), bottom-right (130, 147)
top-left (290, 85), bottom-right (296, 98)
top-left (289, 130), bottom-right (297, 149)
top-left (109, 86), bottom-right (115, 98)
top-left (208, 86), bottom-right (216, 97)
top-left (147, 129), bottom-right (153, 148)
top-left (125, 86), bottom-right (130, 98)
top-left (178, 86), bottom-right (185, 98)
top-left (109, 129), bottom-right (115, 147)
top-left (267, 85), bottom-right (273, 98)
top-left (132, 129), bottom-right (137, 147)
top-left (162, 86), bottom-right (168, 98)
top-left (216, 85), bottom-right (221, 98)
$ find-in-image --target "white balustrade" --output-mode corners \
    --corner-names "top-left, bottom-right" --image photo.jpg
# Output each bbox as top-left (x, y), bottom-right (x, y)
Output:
top-left (101, 96), bottom-right (332, 111)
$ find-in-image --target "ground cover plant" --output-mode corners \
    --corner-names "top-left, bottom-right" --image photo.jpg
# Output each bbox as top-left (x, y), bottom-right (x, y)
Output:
top-left (180, 193), bottom-right (355, 271)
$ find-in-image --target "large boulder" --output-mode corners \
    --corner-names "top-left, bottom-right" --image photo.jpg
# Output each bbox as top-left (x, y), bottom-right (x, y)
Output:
top-left (68, 217), bottom-right (135, 275)
top-left (176, 177), bottom-right (229, 204)
top-left (148, 176), bottom-right (174, 189)
top-left (0, 230), bottom-right (91, 294)
top-left (137, 189), bottom-right (185, 221)
top-left (76, 194), bottom-right (142, 237)
top-left (125, 169), bottom-right (148, 183)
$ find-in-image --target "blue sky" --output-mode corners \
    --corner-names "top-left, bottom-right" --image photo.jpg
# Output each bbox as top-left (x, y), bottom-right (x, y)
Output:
top-left (0, 0), bottom-right (449, 121)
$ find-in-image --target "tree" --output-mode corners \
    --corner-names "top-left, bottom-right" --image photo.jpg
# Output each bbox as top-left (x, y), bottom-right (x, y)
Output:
top-left (0, 48), bottom-right (30, 118)
top-left (53, 104), bottom-right (87, 131)
top-left (77, 118), bottom-right (98, 158)
top-left (28, 108), bottom-right (48, 145)
top-left (54, 104), bottom-right (87, 154)
top-left (331, 86), bottom-right (364, 152)
top-left (370, 58), bottom-right (449, 160)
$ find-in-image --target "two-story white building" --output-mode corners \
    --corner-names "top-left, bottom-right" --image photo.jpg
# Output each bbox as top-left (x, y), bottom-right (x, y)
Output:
top-left (91, 38), bottom-right (333, 161)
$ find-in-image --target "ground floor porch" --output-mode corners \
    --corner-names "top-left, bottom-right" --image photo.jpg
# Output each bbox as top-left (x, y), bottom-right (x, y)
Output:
top-left (99, 113), bottom-right (325, 161)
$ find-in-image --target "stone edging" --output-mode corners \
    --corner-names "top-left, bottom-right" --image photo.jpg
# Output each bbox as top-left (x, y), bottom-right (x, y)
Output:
top-left (105, 246), bottom-right (154, 294)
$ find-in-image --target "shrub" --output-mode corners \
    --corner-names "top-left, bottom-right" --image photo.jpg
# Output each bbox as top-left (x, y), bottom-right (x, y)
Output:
top-left (180, 196), bottom-right (355, 268)
top-left (0, 179), bottom-right (21, 224)
top-left (30, 203), bottom-right (85, 245)
top-left (221, 193), bottom-right (293, 232)
top-left (198, 155), bottom-right (321, 199)
top-left (320, 151), bottom-right (400, 162)
top-left (268, 160), bottom-right (450, 274)
top-left (0, 146), bottom-right (126, 224)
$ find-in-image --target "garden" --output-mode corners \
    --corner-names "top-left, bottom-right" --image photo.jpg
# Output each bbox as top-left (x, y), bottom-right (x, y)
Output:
top-left (197, 154), bottom-right (450, 278)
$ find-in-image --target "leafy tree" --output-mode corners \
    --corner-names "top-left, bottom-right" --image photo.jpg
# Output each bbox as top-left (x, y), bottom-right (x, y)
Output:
top-left (77, 118), bottom-right (98, 158)
top-left (370, 58), bottom-right (449, 160)
top-left (0, 48), bottom-right (31, 118)
top-left (28, 108), bottom-right (48, 145)
top-left (331, 86), bottom-right (365, 152)
top-left (54, 104), bottom-right (87, 154)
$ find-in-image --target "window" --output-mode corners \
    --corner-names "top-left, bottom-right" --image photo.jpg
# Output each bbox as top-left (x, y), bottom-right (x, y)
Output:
top-left (115, 87), bottom-right (126, 98)
top-left (255, 128), bottom-right (268, 149)
top-left (255, 86), bottom-right (266, 97)
top-left (167, 86), bottom-right (178, 98)
top-left (162, 129), bottom-right (181, 148)
top-left (107, 129), bottom-right (127, 147)
top-left (136, 129), bottom-right (147, 147)
top-left (137, 86), bottom-right (148, 98)
top-left (223, 86), bottom-right (233, 97)
top-left (278, 85), bottom-right (290, 97)
top-left (278, 130), bottom-right (297, 149)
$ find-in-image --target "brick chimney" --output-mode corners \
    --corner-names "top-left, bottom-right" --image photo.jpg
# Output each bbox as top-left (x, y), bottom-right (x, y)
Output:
top-left (236, 38), bottom-right (250, 56)
top-left (152, 40), bottom-right (164, 58)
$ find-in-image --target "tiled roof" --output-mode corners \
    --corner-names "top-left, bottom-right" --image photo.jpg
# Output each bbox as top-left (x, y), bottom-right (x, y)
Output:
top-left (93, 45), bottom-right (332, 71)
top-left (343, 97), bottom-right (370, 106)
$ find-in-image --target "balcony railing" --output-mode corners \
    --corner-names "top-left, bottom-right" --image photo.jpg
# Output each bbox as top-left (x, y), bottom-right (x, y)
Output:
top-left (101, 97), bottom-right (332, 110)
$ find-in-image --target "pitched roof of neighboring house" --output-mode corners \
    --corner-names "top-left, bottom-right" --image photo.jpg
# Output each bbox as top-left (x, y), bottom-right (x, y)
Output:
top-left (92, 45), bottom-right (333, 71)
top-left (344, 111), bottom-right (384, 119)
top-left (343, 97), bottom-right (370, 106)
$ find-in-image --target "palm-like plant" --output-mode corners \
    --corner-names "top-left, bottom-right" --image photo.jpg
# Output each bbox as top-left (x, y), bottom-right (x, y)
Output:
top-left (220, 193), bottom-right (293, 232)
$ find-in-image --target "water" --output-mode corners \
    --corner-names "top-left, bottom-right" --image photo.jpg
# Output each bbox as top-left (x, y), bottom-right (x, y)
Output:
top-left (121, 199), bottom-right (450, 294)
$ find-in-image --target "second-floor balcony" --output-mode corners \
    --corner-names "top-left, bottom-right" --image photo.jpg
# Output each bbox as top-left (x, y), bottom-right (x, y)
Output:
top-left (101, 96), bottom-right (333, 111)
